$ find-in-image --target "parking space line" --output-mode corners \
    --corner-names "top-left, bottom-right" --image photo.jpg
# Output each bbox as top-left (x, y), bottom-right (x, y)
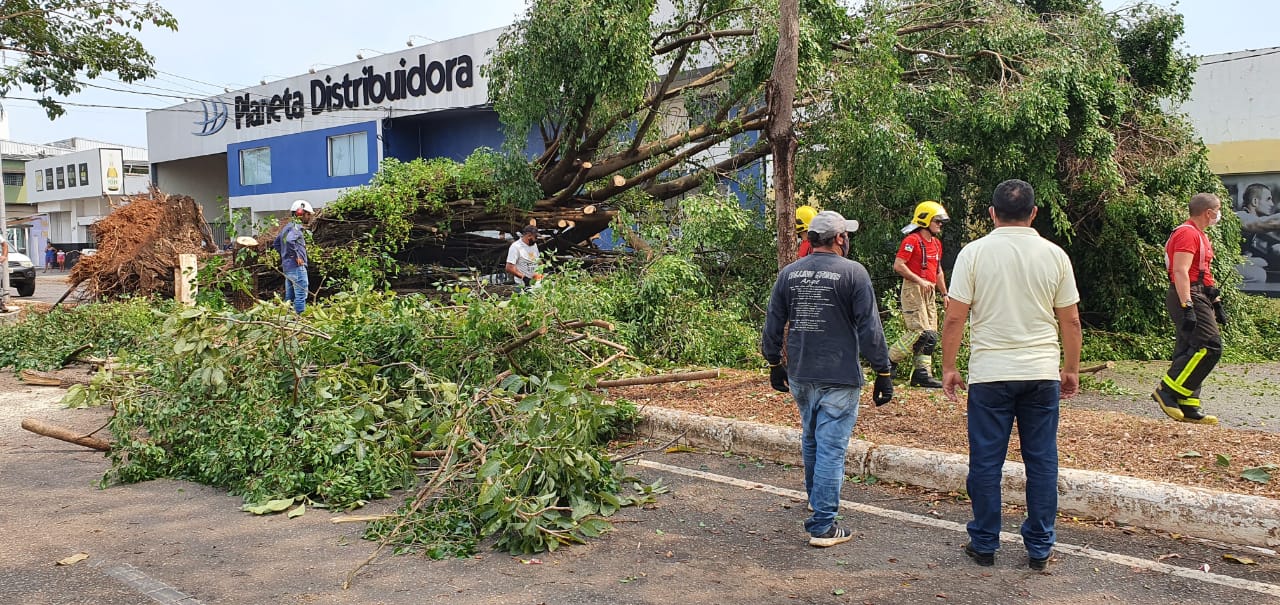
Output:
top-left (635, 459), bottom-right (1280, 598)
top-left (92, 559), bottom-right (204, 604)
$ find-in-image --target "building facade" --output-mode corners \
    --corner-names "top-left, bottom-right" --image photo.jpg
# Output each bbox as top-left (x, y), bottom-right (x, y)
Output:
top-left (1180, 47), bottom-right (1280, 295)
top-left (147, 29), bottom-right (512, 229)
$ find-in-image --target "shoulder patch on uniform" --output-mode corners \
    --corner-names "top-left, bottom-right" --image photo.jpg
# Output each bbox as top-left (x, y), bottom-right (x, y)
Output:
top-left (904, 244), bottom-right (914, 252)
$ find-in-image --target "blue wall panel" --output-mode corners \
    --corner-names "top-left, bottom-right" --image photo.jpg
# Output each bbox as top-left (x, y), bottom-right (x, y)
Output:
top-left (227, 121), bottom-right (378, 197)
top-left (383, 109), bottom-right (543, 163)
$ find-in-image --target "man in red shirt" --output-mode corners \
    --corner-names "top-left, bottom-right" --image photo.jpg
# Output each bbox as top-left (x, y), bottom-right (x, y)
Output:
top-left (889, 201), bottom-right (949, 388)
top-left (796, 205), bottom-right (817, 258)
top-left (1153, 193), bottom-right (1224, 424)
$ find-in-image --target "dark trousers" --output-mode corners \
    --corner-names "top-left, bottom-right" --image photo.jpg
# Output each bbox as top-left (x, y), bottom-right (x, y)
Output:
top-left (1161, 285), bottom-right (1221, 401)
top-left (965, 380), bottom-right (1060, 560)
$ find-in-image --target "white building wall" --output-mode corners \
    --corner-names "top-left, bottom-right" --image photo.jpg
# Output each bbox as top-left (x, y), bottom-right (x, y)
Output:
top-left (154, 154), bottom-right (230, 224)
top-left (1179, 47), bottom-right (1280, 175)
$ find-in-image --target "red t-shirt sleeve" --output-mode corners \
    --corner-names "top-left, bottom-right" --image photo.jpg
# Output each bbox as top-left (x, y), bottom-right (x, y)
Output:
top-left (797, 239), bottom-right (812, 258)
top-left (895, 236), bottom-right (920, 264)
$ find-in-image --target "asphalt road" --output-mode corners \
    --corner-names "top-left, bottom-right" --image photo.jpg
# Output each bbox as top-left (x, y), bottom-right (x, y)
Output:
top-left (5, 270), bottom-right (79, 305)
top-left (2, 382), bottom-right (1279, 604)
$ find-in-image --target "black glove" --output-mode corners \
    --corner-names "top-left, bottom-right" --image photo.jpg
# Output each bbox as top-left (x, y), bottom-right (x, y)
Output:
top-left (1180, 303), bottom-right (1198, 333)
top-left (769, 364), bottom-right (790, 393)
top-left (1214, 301), bottom-right (1229, 326)
top-left (872, 371), bottom-right (894, 406)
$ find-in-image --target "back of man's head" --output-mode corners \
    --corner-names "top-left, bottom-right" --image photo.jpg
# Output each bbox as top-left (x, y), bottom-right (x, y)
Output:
top-left (992, 179), bottom-right (1036, 222)
top-left (1188, 192), bottom-right (1219, 217)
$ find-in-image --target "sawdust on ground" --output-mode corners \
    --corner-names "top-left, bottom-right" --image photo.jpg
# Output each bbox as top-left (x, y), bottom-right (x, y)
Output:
top-left (608, 368), bottom-right (1280, 500)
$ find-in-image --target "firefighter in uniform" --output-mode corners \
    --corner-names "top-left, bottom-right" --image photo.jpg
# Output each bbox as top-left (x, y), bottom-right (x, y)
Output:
top-left (796, 205), bottom-right (818, 258)
top-left (889, 201), bottom-right (949, 388)
top-left (1152, 193), bottom-right (1225, 425)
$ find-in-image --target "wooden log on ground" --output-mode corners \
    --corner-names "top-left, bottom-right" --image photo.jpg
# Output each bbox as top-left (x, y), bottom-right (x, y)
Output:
top-left (19, 369), bottom-right (90, 388)
top-left (1080, 361), bottom-right (1115, 374)
top-left (20, 418), bottom-right (110, 451)
top-left (595, 369), bottom-right (721, 388)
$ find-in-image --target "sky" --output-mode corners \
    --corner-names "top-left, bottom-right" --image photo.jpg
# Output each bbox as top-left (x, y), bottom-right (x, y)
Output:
top-left (2, 0), bottom-right (1276, 149)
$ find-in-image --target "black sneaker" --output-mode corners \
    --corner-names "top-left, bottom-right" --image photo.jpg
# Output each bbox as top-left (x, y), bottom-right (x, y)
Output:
top-left (1029, 552), bottom-right (1052, 571)
top-left (910, 368), bottom-right (943, 389)
top-left (964, 543), bottom-right (994, 566)
top-left (1152, 386), bottom-right (1184, 421)
top-left (809, 524), bottom-right (853, 548)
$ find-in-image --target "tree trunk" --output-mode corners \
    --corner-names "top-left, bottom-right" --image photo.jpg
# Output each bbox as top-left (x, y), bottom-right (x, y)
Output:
top-left (767, 0), bottom-right (801, 269)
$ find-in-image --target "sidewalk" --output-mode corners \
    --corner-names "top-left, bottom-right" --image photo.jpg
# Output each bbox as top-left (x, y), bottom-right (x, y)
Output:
top-left (637, 406), bottom-right (1280, 550)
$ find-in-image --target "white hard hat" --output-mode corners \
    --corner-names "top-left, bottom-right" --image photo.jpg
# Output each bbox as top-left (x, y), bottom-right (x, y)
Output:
top-left (290, 199), bottom-right (314, 214)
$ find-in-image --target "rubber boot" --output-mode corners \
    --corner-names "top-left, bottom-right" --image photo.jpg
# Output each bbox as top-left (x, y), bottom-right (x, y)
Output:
top-left (1177, 398), bottom-right (1218, 425)
top-left (1151, 384), bottom-right (1184, 421)
top-left (909, 368), bottom-right (942, 389)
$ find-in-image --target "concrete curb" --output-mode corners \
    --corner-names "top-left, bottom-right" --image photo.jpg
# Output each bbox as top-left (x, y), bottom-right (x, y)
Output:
top-left (636, 406), bottom-right (1280, 549)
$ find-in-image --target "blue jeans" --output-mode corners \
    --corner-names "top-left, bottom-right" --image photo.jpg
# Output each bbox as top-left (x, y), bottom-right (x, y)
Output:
top-left (965, 380), bottom-right (1060, 560)
top-left (790, 380), bottom-right (861, 536)
top-left (283, 266), bottom-right (309, 314)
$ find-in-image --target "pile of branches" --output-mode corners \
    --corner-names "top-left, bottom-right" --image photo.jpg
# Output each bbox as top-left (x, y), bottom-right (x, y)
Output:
top-left (68, 188), bottom-right (218, 300)
top-left (59, 289), bottom-right (675, 570)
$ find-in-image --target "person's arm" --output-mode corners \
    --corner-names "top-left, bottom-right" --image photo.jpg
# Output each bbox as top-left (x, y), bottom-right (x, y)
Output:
top-left (1239, 211), bottom-right (1280, 234)
top-left (1055, 303), bottom-right (1082, 399)
top-left (505, 244), bottom-right (524, 279)
top-left (1170, 251), bottom-right (1194, 306)
top-left (936, 266), bottom-right (948, 309)
top-left (761, 275), bottom-right (789, 366)
top-left (892, 257), bottom-right (933, 289)
top-left (852, 273), bottom-right (891, 373)
top-left (940, 300), bottom-right (969, 402)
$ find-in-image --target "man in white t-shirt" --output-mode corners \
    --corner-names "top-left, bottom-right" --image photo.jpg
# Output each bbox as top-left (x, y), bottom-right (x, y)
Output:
top-left (505, 225), bottom-right (542, 288)
top-left (940, 179), bottom-right (1082, 572)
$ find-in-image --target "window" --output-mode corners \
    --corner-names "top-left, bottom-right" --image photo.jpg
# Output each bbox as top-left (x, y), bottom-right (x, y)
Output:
top-left (45, 169), bottom-right (53, 191)
top-left (2, 173), bottom-right (23, 187)
top-left (66, 164), bottom-right (77, 187)
top-left (328, 132), bottom-right (369, 177)
top-left (55, 167), bottom-right (65, 189)
top-left (125, 163), bottom-right (149, 176)
top-left (35, 170), bottom-right (44, 191)
top-left (79, 163), bottom-right (89, 184)
top-left (239, 147), bottom-right (271, 185)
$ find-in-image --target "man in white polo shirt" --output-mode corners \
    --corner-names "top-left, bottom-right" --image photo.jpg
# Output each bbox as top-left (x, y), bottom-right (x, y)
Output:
top-left (940, 179), bottom-right (1082, 572)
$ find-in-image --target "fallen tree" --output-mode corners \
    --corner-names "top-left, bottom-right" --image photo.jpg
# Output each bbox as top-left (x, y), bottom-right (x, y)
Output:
top-left (67, 188), bottom-right (217, 300)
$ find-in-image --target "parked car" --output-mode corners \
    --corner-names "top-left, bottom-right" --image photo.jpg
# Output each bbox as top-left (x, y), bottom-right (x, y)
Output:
top-left (6, 244), bottom-right (35, 297)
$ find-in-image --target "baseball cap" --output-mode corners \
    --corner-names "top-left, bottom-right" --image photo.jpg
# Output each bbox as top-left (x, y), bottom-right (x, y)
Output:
top-left (807, 210), bottom-right (859, 238)
top-left (520, 225), bottom-right (538, 235)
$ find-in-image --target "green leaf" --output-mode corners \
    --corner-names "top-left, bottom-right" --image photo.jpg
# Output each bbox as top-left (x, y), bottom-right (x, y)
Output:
top-left (1240, 467), bottom-right (1272, 484)
top-left (242, 497), bottom-right (296, 515)
top-left (833, 589), bottom-right (846, 595)
top-left (287, 503), bottom-right (306, 518)
top-left (1215, 454), bottom-right (1231, 468)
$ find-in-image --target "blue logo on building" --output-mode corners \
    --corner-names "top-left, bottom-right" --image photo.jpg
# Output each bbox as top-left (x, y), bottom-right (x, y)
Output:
top-left (193, 99), bottom-right (230, 136)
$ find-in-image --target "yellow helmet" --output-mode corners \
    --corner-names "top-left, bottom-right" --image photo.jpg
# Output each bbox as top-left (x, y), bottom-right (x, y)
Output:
top-left (906, 200), bottom-right (949, 232)
top-left (795, 205), bottom-right (818, 232)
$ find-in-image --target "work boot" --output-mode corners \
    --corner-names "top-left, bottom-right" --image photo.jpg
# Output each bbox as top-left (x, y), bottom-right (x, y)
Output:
top-left (910, 368), bottom-right (943, 389)
top-left (1178, 400), bottom-right (1219, 425)
top-left (1151, 385), bottom-right (1184, 421)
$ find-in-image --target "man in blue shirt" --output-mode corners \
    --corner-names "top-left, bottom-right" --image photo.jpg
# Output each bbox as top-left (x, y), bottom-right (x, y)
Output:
top-left (762, 210), bottom-right (894, 547)
top-left (274, 199), bottom-right (314, 313)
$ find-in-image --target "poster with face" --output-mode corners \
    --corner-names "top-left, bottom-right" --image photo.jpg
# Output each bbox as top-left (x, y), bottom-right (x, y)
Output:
top-left (1221, 175), bottom-right (1280, 296)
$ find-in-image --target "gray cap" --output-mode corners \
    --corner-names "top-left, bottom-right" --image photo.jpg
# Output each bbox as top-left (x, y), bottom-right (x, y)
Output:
top-left (807, 210), bottom-right (859, 238)
top-left (520, 225), bottom-right (538, 235)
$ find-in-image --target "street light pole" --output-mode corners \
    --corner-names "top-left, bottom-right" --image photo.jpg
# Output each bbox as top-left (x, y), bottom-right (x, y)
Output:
top-left (0, 144), bottom-right (10, 312)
